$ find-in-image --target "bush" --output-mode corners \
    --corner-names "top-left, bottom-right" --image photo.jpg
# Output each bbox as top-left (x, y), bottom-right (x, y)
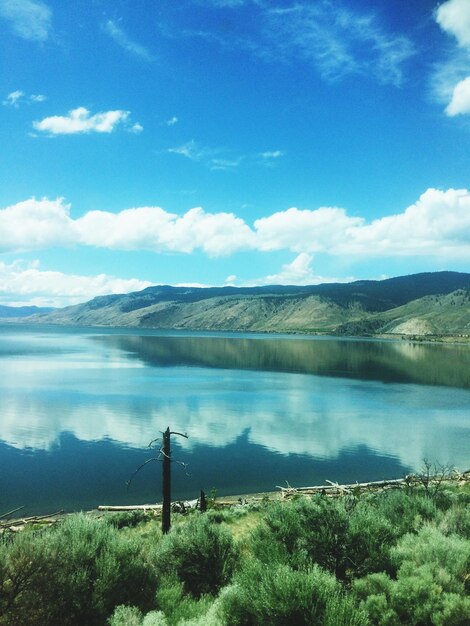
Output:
top-left (375, 489), bottom-right (438, 534)
top-left (108, 605), bottom-right (144, 626)
top-left (346, 503), bottom-right (395, 578)
top-left (156, 516), bottom-right (239, 598)
top-left (437, 503), bottom-right (470, 540)
top-left (154, 578), bottom-right (216, 625)
top-left (252, 496), bottom-right (349, 577)
top-left (108, 606), bottom-right (167, 626)
top-left (221, 559), bottom-right (369, 626)
top-left (354, 526), bottom-right (470, 625)
top-left (0, 514), bottom-right (156, 626)
top-left (106, 510), bottom-right (152, 529)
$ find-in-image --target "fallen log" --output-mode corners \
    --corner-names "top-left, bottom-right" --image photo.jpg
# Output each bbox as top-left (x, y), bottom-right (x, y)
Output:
top-left (0, 510), bottom-right (64, 531)
top-left (0, 506), bottom-right (25, 520)
top-left (98, 504), bottom-right (162, 512)
top-left (277, 471), bottom-right (470, 499)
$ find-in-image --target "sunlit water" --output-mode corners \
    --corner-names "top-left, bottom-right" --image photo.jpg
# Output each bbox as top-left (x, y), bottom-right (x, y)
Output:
top-left (0, 326), bottom-right (469, 515)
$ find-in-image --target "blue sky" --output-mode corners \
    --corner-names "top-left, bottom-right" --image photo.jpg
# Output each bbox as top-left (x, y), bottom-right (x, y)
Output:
top-left (1, 0), bottom-right (470, 307)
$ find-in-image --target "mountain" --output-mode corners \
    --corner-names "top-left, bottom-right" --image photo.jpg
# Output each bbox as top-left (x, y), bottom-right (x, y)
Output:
top-left (0, 305), bottom-right (55, 319)
top-left (25, 271), bottom-right (470, 337)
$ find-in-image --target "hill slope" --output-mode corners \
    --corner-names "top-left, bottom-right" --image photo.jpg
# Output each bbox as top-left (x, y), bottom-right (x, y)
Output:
top-left (25, 271), bottom-right (470, 337)
top-left (0, 305), bottom-right (55, 319)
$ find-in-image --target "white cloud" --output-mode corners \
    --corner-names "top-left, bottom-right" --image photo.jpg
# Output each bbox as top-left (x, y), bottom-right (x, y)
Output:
top-left (168, 140), bottom-right (209, 160)
top-left (0, 260), bottom-right (151, 308)
top-left (166, 116), bottom-right (178, 126)
top-left (186, 1), bottom-right (414, 86)
top-left (248, 253), bottom-right (353, 286)
top-left (254, 206), bottom-right (363, 253)
top-left (434, 0), bottom-right (470, 116)
top-left (76, 205), bottom-right (254, 256)
top-left (2, 89), bottom-right (24, 106)
top-left (2, 90), bottom-right (46, 106)
top-left (0, 197), bottom-right (75, 252)
top-left (253, 253), bottom-right (318, 285)
top-left (445, 76), bottom-right (470, 116)
top-left (32, 107), bottom-right (137, 135)
top-left (264, 1), bottom-right (415, 86)
top-left (341, 188), bottom-right (470, 258)
top-left (259, 150), bottom-right (283, 159)
top-left (103, 19), bottom-right (153, 61)
top-left (436, 0), bottom-right (470, 48)
top-left (210, 157), bottom-right (242, 171)
top-left (1, 189), bottom-right (470, 260)
top-left (129, 122), bottom-right (144, 134)
top-left (0, 0), bottom-right (51, 41)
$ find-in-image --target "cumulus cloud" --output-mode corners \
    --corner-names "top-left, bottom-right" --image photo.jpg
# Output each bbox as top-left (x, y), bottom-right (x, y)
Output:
top-left (254, 206), bottom-right (363, 253)
top-left (32, 107), bottom-right (139, 135)
top-left (341, 188), bottom-right (470, 258)
top-left (435, 0), bottom-right (470, 116)
top-left (0, 0), bottom-right (51, 41)
top-left (103, 19), bottom-right (153, 60)
top-left (436, 0), bottom-right (470, 48)
top-left (166, 116), bottom-right (178, 126)
top-left (247, 253), bottom-right (354, 286)
top-left (1, 189), bottom-right (470, 260)
top-left (0, 260), bottom-right (151, 308)
top-left (0, 197), bottom-right (75, 252)
top-left (76, 206), bottom-right (254, 256)
top-left (0, 198), bottom-right (254, 257)
top-left (445, 76), bottom-right (470, 115)
top-left (251, 253), bottom-right (326, 285)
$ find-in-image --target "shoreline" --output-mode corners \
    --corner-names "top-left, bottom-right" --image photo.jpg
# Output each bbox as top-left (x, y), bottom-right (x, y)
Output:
top-left (3, 471), bottom-right (469, 530)
top-left (1, 320), bottom-right (470, 346)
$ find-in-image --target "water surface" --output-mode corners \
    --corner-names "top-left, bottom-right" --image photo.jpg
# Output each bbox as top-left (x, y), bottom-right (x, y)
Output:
top-left (0, 326), bottom-right (468, 515)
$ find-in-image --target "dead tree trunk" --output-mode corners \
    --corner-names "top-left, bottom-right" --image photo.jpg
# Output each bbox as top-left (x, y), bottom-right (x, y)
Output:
top-left (162, 427), bottom-right (171, 534)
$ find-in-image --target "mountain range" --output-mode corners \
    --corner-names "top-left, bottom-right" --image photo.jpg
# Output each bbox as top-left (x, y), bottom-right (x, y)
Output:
top-left (3, 271), bottom-right (469, 338)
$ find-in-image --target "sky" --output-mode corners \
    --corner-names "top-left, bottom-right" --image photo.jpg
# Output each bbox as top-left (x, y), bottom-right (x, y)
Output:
top-left (1, 0), bottom-right (470, 308)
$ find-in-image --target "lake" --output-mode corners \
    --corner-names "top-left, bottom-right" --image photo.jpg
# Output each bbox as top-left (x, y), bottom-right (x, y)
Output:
top-left (0, 325), bottom-right (469, 515)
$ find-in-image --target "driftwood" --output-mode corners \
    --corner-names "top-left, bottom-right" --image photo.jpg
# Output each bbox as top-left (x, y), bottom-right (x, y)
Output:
top-left (98, 504), bottom-right (162, 512)
top-left (0, 510), bottom-right (64, 532)
top-left (277, 471), bottom-right (470, 499)
top-left (98, 498), bottom-right (200, 513)
top-left (0, 506), bottom-right (25, 520)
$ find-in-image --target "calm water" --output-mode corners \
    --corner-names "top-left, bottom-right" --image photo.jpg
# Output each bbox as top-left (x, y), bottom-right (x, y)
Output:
top-left (0, 326), bottom-right (469, 515)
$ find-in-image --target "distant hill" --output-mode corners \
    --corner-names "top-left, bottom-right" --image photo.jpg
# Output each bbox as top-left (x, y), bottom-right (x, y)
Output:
top-left (0, 305), bottom-right (55, 319)
top-left (24, 271), bottom-right (470, 337)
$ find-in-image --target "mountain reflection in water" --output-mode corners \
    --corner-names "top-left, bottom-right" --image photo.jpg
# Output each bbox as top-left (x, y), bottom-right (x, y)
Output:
top-left (95, 333), bottom-right (470, 388)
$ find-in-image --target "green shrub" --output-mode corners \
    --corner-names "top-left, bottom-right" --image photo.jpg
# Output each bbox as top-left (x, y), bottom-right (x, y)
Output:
top-left (437, 504), bottom-right (470, 539)
top-left (154, 578), bottom-right (215, 625)
top-left (0, 514), bottom-right (156, 626)
top-left (156, 516), bottom-right (239, 598)
top-left (108, 605), bottom-right (144, 626)
top-left (354, 526), bottom-right (470, 625)
top-left (252, 496), bottom-right (349, 577)
top-left (107, 510), bottom-right (152, 529)
top-left (346, 503), bottom-right (396, 578)
top-left (221, 560), bottom-right (369, 626)
top-left (374, 489), bottom-right (438, 538)
top-left (108, 606), bottom-right (168, 626)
